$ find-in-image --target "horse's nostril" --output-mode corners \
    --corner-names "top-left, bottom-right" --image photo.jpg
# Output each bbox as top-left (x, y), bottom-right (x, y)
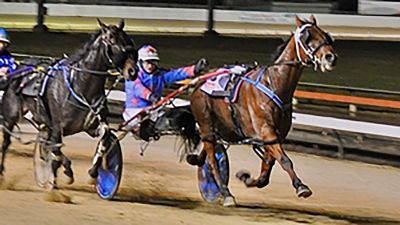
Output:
top-left (128, 68), bottom-right (137, 80)
top-left (325, 53), bottom-right (334, 62)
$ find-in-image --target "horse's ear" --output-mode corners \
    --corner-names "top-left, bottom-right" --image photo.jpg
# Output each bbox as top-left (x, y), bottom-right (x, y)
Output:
top-left (118, 19), bottom-right (125, 30)
top-left (309, 15), bottom-right (317, 25)
top-left (97, 18), bottom-right (107, 31)
top-left (295, 15), bottom-right (304, 27)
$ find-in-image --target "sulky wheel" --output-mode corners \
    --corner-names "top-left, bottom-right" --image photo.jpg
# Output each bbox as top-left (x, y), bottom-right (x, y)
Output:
top-left (95, 132), bottom-right (123, 200)
top-left (197, 145), bottom-right (229, 203)
top-left (33, 131), bottom-right (54, 189)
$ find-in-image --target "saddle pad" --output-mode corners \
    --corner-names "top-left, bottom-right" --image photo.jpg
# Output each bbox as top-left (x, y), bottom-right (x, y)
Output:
top-left (20, 74), bottom-right (41, 97)
top-left (200, 70), bottom-right (230, 96)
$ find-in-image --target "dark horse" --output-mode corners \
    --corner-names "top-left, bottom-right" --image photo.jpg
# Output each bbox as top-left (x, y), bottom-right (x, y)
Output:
top-left (0, 19), bottom-right (138, 189)
top-left (189, 16), bottom-right (338, 206)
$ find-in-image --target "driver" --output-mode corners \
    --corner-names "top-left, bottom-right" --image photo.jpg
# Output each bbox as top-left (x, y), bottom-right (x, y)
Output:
top-left (123, 44), bottom-right (208, 133)
top-left (0, 27), bottom-right (17, 90)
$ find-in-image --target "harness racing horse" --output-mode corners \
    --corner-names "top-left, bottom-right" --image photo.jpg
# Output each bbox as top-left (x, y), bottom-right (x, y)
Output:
top-left (0, 19), bottom-right (138, 190)
top-left (189, 16), bottom-right (338, 206)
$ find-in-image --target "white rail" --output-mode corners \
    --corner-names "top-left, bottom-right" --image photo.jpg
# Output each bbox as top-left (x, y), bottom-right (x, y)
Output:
top-left (107, 90), bottom-right (400, 139)
top-left (2, 89), bottom-right (399, 139)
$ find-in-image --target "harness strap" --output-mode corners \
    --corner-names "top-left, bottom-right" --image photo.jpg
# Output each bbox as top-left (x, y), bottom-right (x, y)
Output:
top-left (62, 66), bottom-right (93, 109)
top-left (228, 103), bottom-right (246, 139)
top-left (241, 137), bottom-right (281, 146)
top-left (240, 67), bottom-right (285, 111)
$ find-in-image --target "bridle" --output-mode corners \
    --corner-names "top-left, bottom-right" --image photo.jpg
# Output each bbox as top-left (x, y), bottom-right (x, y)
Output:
top-left (102, 38), bottom-right (136, 72)
top-left (58, 28), bottom-right (137, 126)
top-left (294, 23), bottom-right (334, 70)
top-left (69, 29), bottom-right (137, 76)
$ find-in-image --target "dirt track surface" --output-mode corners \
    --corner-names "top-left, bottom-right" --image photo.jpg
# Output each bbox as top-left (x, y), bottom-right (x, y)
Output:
top-left (0, 127), bottom-right (400, 225)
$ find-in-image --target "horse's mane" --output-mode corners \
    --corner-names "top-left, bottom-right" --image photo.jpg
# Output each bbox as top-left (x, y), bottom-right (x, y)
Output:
top-left (67, 29), bottom-right (102, 64)
top-left (271, 34), bottom-right (293, 62)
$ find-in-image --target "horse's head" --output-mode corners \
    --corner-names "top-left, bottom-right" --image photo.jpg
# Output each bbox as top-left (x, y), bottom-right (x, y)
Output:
top-left (97, 19), bottom-right (138, 80)
top-left (294, 15), bottom-right (338, 72)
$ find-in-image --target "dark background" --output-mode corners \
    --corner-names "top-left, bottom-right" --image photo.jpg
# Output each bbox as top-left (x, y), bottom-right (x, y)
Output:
top-left (9, 31), bottom-right (400, 93)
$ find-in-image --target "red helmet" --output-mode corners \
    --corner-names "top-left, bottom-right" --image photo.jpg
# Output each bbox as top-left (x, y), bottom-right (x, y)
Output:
top-left (138, 44), bottom-right (159, 61)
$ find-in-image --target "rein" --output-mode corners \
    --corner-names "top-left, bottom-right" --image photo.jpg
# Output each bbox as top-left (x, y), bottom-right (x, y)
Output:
top-left (68, 64), bottom-right (121, 77)
top-left (61, 64), bottom-right (123, 117)
top-left (118, 70), bottom-right (230, 131)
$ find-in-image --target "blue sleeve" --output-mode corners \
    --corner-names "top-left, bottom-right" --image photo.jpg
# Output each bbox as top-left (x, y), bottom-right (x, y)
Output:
top-left (0, 55), bottom-right (17, 73)
top-left (0, 57), bottom-right (7, 68)
top-left (161, 65), bottom-right (195, 84)
top-left (125, 78), bottom-right (152, 100)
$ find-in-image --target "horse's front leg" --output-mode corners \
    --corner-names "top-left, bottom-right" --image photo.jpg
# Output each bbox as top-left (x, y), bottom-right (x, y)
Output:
top-left (87, 124), bottom-right (108, 184)
top-left (48, 127), bottom-right (74, 188)
top-left (236, 149), bottom-right (276, 188)
top-left (268, 143), bottom-right (312, 198)
top-left (203, 141), bottom-right (236, 206)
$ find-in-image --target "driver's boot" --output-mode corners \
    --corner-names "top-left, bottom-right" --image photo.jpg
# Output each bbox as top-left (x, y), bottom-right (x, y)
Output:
top-left (130, 124), bottom-right (142, 140)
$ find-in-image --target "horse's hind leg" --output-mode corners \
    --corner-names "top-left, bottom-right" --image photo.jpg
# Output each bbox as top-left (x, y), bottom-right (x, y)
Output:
top-left (268, 143), bottom-right (312, 198)
top-left (0, 121), bottom-right (16, 176)
top-left (236, 149), bottom-right (276, 188)
top-left (186, 149), bottom-right (206, 166)
top-left (203, 141), bottom-right (236, 206)
top-left (0, 94), bottom-right (20, 176)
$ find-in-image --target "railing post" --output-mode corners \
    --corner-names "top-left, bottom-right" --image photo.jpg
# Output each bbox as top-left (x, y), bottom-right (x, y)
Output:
top-left (205, 0), bottom-right (218, 36)
top-left (333, 130), bottom-right (345, 159)
top-left (33, 0), bottom-right (48, 32)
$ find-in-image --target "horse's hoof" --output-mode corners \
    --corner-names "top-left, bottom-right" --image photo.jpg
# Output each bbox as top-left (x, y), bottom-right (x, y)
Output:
top-left (186, 154), bottom-right (202, 166)
top-left (87, 175), bottom-right (97, 185)
top-left (297, 185), bottom-right (312, 198)
top-left (88, 168), bottom-right (98, 179)
top-left (235, 170), bottom-right (251, 182)
top-left (64, 176), bottom-right (74, 185)
top-left (63, 171), bottom-right (74, 185)
top-left (222, 196), bottom-right (236, 207)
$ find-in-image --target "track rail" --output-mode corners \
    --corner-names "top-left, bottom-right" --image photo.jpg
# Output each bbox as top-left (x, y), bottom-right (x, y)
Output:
top-left (2, 53), bottom-right (400, 167)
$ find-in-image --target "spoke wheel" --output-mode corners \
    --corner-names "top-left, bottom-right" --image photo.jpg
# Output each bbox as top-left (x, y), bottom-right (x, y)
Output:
top-left (197, 146), bottom-right (229, 203)
top-left (95, 133), bottom-right (123, 200)
top-left (33, 132), bottom-right (54, 189)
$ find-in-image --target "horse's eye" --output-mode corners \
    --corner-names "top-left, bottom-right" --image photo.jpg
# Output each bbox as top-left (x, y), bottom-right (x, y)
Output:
top-left (300, 30), bottom-right (310, 44)
top-left (325, 32), bottom-right (334, 44)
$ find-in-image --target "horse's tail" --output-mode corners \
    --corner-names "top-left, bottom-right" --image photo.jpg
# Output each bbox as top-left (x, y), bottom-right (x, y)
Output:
top-left (167, 106), bottom-right (201, 161)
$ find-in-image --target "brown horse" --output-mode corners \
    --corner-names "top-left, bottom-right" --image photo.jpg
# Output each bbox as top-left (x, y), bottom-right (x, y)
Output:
top-left (189, 15), bottom-right (338, 206)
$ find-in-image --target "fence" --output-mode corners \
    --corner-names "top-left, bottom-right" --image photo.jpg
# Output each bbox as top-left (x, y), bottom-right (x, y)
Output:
top-left (104, 88), bottom-right (400, 166)
top-left (3, 0), bottom-right (399, 39)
